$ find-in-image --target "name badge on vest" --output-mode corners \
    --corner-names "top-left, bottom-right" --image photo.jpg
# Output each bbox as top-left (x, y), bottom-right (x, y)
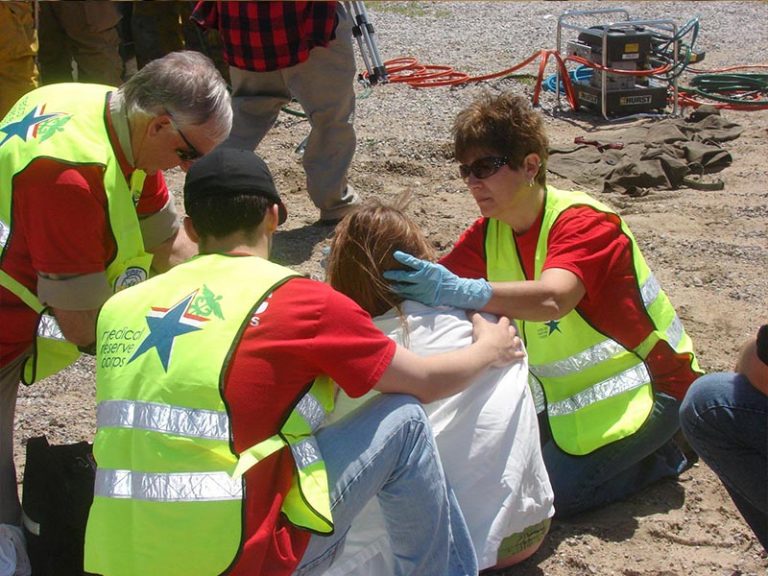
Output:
top-left (115, 267), bottom-right (147, 291)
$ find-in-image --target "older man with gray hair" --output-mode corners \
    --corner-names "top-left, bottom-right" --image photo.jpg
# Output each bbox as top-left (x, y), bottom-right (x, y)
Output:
top-left (0, 50), bottom-right (231, 571)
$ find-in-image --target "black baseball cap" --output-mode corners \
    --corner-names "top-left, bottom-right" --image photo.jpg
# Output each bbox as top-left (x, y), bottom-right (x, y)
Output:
top-left (183, 147), bottom-right (288, 225)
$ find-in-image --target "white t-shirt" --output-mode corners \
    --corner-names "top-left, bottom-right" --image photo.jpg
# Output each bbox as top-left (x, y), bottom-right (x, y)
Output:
top-left (324, 301), bottom-right (554, 574)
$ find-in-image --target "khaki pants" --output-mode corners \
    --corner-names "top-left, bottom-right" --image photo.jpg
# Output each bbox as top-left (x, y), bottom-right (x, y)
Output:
top-left (224, 3), bottom-right (359, 221)
top-left (38, 0), bottom-right (122, 86)
top-left (0, 2), bottom-right (39, 119)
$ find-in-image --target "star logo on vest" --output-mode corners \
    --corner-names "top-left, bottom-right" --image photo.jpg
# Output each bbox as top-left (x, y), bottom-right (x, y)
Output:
top-left (129, 292), bottom-right (209, 371)
top-left (538, 319), bottom-right (562, 338)
top-left (0, 105), bottom-right (68, 147)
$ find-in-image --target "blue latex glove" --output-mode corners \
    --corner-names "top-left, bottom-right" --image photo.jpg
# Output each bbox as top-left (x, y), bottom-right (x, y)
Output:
top-left (383, 250), bottom-right (492, 309)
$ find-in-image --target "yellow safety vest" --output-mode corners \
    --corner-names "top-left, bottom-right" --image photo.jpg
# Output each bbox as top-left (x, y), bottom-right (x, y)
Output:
top-left (0, 84), bottom-right (152, 384)
top-left (85, 254), bottom-right (335, 576)
top-left (486, 187), bottom-right (700, 455)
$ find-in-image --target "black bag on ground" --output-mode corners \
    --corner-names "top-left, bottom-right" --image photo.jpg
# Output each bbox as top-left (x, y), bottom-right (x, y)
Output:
top-left (21, 436), bottom-right (96, 576)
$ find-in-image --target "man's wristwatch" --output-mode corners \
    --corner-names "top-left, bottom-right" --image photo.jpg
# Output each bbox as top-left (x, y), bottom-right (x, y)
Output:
top-left (756, 324), bottom-right (768, 366)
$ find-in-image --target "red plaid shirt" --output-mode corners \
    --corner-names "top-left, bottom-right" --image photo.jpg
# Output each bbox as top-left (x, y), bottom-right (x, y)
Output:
top-left (192, 1), bottom-right (338, 72)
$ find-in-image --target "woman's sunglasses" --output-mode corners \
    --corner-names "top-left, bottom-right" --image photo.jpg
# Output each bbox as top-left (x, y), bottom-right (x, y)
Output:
top-left (458, 156), bottom-right (510, 180)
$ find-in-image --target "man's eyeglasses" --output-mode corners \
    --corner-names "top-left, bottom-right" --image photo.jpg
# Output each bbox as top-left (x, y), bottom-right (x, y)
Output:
top-left (167, 113), bottom-right (202, 162)
top-left (458, 156), bottom-right (510, 180)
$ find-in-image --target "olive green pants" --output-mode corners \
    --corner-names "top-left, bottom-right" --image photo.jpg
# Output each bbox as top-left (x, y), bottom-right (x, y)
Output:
top-left (38, 1), bottom-right (122, 86)
top-left (0, 2), bottom-right (38, 118)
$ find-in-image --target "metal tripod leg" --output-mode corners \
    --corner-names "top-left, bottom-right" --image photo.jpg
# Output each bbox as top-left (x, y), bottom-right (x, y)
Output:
top-left (344, 1), bottom-right (388, 85)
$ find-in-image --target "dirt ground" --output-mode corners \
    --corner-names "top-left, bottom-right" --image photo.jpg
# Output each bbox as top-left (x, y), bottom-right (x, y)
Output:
top-left (13, 2), bottom-right (768, 575)
top-left (254, 89), bottom-right (768, 576)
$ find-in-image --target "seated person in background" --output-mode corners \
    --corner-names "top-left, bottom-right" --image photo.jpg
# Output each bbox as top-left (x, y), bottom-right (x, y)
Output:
top-left (680, 323), bottom-right (767, 551)
top-left (84, 148), bottom-right (524, 576)
top-left (383, 92), bottom-right (703, 518)
top-left (324, 196), bottom-right (554, 573)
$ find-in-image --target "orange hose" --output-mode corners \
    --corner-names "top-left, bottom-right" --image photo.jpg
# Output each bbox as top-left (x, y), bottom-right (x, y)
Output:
top-left (566, 54), bottom-right (672, 76)
top-left (363, 53), bottom-right (768, 112)
top-left (676, 91), bottom-right (768, 111)
top-left (687, 64), bottom-right (768, 74)
top-left (362, 50), bottom-right (579, 109)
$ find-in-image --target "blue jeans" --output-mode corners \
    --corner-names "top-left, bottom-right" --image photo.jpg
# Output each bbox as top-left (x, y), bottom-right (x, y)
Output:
top-left (680, 372), bottom-right (768, 550)
top-left (542, 392), bottom-right (687, 518)
top-left (292, 394), bottom-right (477, 576)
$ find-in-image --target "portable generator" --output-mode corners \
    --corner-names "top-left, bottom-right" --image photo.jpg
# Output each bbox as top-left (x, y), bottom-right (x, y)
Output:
top-left (567, 25), bottom-right (668, 115)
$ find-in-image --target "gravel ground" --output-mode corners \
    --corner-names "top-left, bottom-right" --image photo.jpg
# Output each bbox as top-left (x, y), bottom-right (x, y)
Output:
top-left (350, 1), bottom-right (767, 150)
top-left (13, 3), bottom-right (768, 575)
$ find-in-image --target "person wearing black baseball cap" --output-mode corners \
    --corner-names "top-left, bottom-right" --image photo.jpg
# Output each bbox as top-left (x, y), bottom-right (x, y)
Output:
top-left (85, 147), bottom-right (524, 576)
top-left (184, 145), bottom-right (287, 228)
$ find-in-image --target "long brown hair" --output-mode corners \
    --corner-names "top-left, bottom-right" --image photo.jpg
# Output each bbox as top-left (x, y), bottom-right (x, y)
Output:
top-left (326, 195), bottom-right (436, 318)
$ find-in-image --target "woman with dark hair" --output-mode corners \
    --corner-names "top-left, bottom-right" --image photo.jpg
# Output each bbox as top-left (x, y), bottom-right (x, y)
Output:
top-left (325, 197), bottom-right (554, 574)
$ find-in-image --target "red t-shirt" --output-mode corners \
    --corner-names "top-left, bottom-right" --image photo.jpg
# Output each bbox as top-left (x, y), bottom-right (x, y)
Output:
top-left (440, 207), bottom-right (698, 399)
top-left (0, 101), bottom-right (169, 365)
top-left (223, 276), bottom-right (396, 576)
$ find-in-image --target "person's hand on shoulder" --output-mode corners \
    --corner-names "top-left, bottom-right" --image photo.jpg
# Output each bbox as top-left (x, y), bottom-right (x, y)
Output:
top-left (384, 250), bottom-right (492, 309)
top-left (469, 312), bottom-right (525, 368)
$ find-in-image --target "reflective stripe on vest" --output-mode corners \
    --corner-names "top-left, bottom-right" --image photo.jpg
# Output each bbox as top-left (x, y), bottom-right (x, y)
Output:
top-left (85, 255), bottom-right (334, 576)
top-left (296, 391), bottom-right (326, 432)
top-left (291, 437), bottom-right (322, 469)
top-left (529, 338), bottom-right (626, 379)
top-left (38, 313), bottom-right (66, 342)
top-left (0, 84), bottom-right (152, 385)
top-left (95, 469), bottom-right (242, 502)
top-left (231, 386), bottom-right (330, 479)
top-left (484, 187), bottom-right (699, 455)
top-left (0, 218), bottom-right (9, 248)
top-left (528, 334), bottom-right (651, 416)
top-left (545, 363), bottom-right (650, 418)
top-left (528, 374), bottom-right (546, 415)
top-left (640, 274), bottom-right (684, 348)
top-left (97, 393), bottom-right (328, 474)
top-left (97, 399), bottom-right (230, 441)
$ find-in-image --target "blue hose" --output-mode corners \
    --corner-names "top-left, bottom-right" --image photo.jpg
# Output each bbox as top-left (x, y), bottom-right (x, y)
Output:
top-left (543, 66), bottom-right (592, 92)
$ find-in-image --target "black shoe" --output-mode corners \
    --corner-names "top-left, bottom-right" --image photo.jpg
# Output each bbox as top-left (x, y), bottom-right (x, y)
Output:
top-left (673, 429), bottom-right (700, 468)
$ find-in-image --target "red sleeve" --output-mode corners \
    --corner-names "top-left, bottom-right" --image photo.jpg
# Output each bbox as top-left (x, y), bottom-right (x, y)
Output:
top-left (302, 283), bottom-right (397, 397)
top-left (228, 277), bottom-right (396, 410)
top-left (439, 218), bottom-right (488, 279)
top-left (136, 171), bottom-right (170, 217)
top-left (545, 206), bottom-right (631, 300)
top-left (16, 159), bottom-right (170, 275)
top-left (15, 159), bottom-right (112, 275)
